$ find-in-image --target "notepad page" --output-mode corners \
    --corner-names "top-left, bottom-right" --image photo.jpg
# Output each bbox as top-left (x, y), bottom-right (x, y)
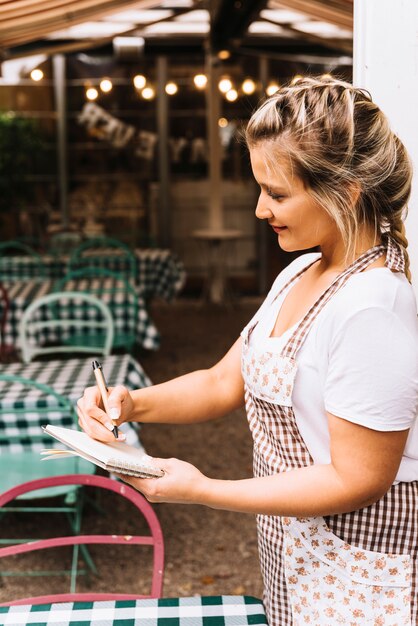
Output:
top-left (43, 424), bottom-right (155, 468)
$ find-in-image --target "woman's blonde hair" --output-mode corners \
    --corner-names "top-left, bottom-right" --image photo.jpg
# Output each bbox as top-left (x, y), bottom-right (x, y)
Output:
top-left (245, 76), bottom-right (413, 280)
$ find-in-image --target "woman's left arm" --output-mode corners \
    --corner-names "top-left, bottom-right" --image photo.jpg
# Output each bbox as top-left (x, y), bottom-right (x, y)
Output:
top-left (120, 413), bottom-right (409, 517)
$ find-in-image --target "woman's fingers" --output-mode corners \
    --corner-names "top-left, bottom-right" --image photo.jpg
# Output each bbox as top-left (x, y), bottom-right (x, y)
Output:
top-left (77, 385), bottom-right (120, 442)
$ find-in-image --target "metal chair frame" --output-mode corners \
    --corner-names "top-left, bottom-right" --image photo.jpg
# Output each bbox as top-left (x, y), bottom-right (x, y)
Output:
top-left (0, 474), bottom-right (164, 605)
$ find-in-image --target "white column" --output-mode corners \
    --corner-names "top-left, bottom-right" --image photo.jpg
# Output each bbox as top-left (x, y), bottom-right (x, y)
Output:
top-left (353, 0), bottom-right (418, 297)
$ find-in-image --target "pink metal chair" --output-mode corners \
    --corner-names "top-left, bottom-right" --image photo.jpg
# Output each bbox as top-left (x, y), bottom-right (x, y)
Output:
top-left (0, 474), bottom-right (164, 606)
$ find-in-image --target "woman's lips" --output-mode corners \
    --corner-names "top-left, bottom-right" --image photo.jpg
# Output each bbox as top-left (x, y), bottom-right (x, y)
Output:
top-left (272, 225), bottom-right (287, 233)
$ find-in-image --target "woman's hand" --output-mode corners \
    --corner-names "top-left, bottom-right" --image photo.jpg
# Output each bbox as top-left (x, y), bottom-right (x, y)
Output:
top-left (77, 384), bottom-right (134, 442)
top-left (118, 457), bottom-right (209, 505)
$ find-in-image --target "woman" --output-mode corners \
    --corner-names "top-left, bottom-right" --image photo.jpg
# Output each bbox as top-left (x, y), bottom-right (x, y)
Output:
top-left (78, 77), bottom-right (418, 625)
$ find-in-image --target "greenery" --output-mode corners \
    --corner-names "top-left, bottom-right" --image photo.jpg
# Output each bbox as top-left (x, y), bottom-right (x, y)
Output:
top-left (0, 112), bottom-right (48, 213)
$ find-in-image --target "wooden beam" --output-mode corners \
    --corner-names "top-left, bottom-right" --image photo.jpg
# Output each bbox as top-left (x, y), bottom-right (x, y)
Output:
top-left (269, 0), bottom-right (353, 29)
top-left (261, 15), bottom-right (352, 54)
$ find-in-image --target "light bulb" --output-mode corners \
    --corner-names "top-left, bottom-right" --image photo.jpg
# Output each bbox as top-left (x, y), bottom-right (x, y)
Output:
top-left (30, 69), bottom-right (44, 82)
top-left (100, 78), bottom-right (113, 93)
top-left (242, 78), bottom-right (256, 95)
top-left (218, 77), bottom-right (233, 93)
top-left (165, 82), bottom-right (178, 95)
top-left (218, 117), bottom-right (228, 127)
top-left (133, 74), bottom-right (146, 89)
top-left (218, 50), bottom-right (230, 60)
top-left (225, 88), bottom-right (238, 102)
top-left (266, 82), bottom-right (279, 96)
top-left (86, 87), bottom-right (99, 101)
top-left (142, 86), bottom-right (155, 100)
top-left (291, 74), bottom-right (303, 84)
top-left (193, 74), bottom-right (207, 89)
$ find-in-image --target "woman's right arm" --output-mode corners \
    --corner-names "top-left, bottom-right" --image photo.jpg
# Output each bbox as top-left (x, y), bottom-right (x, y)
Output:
top-left (77, 337), bottom-right (245, 442)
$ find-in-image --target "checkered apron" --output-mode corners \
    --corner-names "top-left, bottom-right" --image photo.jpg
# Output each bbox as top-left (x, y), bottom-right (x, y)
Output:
top-left (242, 239), bottom-right (417, 625)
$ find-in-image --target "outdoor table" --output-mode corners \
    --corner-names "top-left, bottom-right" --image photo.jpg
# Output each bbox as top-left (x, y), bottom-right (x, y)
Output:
top-left (0, 249), bottom-right (186, 302)
top-left (0, 353), bottom-right (150, 452)
top-left (0, 595), bottom-right (267, 625)
top-left (1, 278), bottom-right (160, 351)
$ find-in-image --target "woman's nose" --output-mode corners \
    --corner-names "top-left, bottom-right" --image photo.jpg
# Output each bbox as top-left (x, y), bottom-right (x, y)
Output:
top-left (255, 196), bottom-right (272, 220)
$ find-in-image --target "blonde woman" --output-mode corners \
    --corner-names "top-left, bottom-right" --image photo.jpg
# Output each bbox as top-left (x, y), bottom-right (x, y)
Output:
top-left (78, 77), bottom-right (418, 625)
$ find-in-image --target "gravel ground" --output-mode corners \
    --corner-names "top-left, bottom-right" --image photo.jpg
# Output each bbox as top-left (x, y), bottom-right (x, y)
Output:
top-left (0, 297), bottom-right (265, 603)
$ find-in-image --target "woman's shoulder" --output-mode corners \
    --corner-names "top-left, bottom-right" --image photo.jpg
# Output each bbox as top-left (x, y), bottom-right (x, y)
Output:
top-left (321, 267), bottom-right (418, 335)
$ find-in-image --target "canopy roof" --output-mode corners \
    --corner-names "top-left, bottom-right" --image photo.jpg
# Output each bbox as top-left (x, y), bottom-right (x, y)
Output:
top-left (0, 0), bottom-right (353, 61)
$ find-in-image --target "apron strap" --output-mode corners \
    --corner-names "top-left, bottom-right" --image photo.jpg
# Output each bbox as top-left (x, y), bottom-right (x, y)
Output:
top-left (281, 236), bottom-right (404, 359)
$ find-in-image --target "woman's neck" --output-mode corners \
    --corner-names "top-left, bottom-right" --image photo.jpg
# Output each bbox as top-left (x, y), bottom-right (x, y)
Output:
top-left (317, 228), bottom-right (382, 274)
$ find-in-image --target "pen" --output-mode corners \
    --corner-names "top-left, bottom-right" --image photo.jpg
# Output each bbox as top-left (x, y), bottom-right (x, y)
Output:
top-left (92, 360), bottom-right (119, 440)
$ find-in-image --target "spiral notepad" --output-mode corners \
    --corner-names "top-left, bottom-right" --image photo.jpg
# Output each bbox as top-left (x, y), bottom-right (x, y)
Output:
top-left (41, 424), bottom-right (164, 479)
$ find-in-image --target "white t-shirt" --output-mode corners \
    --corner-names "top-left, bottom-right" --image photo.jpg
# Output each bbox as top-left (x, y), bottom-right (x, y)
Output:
top-left (241, 253), bottom-right (418, 483)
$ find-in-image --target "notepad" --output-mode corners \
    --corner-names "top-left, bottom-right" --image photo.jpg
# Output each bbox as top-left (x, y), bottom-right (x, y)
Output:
top-left (41, 424), bottom-right (164, 479)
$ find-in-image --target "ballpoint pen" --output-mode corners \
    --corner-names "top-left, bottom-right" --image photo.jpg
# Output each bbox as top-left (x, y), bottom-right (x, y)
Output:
top-left (92, 360), bottom-right (119, 440)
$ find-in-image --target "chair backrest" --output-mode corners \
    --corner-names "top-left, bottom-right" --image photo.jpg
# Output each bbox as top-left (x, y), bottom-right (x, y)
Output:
top-left (0, 474), bottom-right (164, 605)
top-left (19, 291), bottom-right (114, 363)
top-left (69, 236), bottom-right (137, 279)
top-left (54, 268), bottom-right (138, 351)
top-left (0, 240), bottom-right (47, 280)
top-left (0, 373), bottom-right (78, 446)
top-left (48, 231), bottom-right (83, 257)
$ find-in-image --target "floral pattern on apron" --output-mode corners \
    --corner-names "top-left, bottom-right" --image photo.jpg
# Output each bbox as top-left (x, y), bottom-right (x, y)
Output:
top-left (242, 238), bottom-right (417, 625)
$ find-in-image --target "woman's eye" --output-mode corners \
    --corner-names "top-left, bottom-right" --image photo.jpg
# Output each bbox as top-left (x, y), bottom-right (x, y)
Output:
top-left (267, 189), bottom-right (284, 201)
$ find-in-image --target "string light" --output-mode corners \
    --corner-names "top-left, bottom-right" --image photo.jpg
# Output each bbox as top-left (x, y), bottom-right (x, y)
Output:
top-left (218, 50), bottom-right (230, 60)
top-left (193, 74), bottom-right (207, 89)
top-left (86, 87), bottom-right (99, 101)
top-left (100, 78), bottom-right (113, 93)
top-left (225, 89), bottom-right (238, 102)
top-left (242, 78), bottom-right (256, 95)
top-left (165, 82), bottom-right (178, 95)
top-left (30, 69), bottom-right (44, 82)
top-left (218, 117), bottom-right (228, 127)
top-left (133, 74), bottom-right (147, 89)
top-left (291, 74), bottom-right (303, 84)
top-left (266, 82), bottom-right (279, 96)
top-left (142, 86), bottom-right (155, 100)
top-left (218, 77), bottom-right (233, 94)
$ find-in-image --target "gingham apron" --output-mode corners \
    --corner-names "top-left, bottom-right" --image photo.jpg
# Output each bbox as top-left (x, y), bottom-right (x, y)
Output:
top-left (242, 238), bottom-right (417, 625)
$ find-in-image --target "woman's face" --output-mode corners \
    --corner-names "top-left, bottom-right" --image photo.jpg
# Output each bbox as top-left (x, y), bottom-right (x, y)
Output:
top-left (250, 145), bottom-right (340, 253)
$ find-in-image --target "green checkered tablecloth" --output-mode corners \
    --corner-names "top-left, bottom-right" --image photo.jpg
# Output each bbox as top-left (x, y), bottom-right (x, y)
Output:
top-left (0, 595), bottom-right (267, 625)
top-left (0, 249), bottom-right (186, 302)
top-left (2, 277), bottom-right (160, 351)
top-left (0, 354), bottom-right (151, 452)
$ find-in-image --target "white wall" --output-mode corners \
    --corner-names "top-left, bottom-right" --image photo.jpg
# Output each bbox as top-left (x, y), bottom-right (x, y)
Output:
top-left (353, 0), bottom-right (418, 297)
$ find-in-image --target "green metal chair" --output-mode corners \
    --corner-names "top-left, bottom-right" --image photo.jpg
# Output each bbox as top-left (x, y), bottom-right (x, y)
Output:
top-left (48, 231), bottom-right (83, 257)
top-left (19, 291), bottom-right (114, 363)
top-left (54, 268), bottom-right (138, 352)
top-left (68, 236), bottom-right (137, 280)
top-left (0, 240), bottom-right (47, 280)
top-left (0, 374), bottom-right (97, 587)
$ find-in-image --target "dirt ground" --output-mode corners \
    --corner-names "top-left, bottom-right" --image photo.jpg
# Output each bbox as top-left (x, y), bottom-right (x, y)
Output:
top-left (0, 297), bottom-right (265, 603)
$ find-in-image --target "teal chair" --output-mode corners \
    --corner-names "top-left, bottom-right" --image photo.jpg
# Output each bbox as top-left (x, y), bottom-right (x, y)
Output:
top-left (54, 268), bottom-right (138, 352)
top-left (0, 240), bottom-right (47, 280)
top-left (19, 291), bottom-right (114, 363)
top-left (0, 374), bottom-right (97, 588)
top-left (68, 236), bottom-right (137, 280)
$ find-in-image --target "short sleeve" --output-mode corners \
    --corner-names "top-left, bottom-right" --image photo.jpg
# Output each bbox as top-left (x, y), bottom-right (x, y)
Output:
top-left (324, 307), bottom-right (418, 431)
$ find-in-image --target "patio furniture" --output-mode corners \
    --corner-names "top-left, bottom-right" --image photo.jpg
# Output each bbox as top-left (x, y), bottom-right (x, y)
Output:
top-left (1, 278), bottom-right (160, 352)
top-left (0, 594), bottom-right (267, 623)
top-left (0, 353), bottom-right (152, 452)
top-left (0, 474), bottom-right (164, 602)
top-left (69, 236), bottom-right (137, 280)
top-left (19, 291), bottom-right (114, 363)
top-left (54, 268), bottom-right (138, 351)
top-left (0, 248), bottom-right (185, 300)
top-left (0, 241), bottom-right (47, 280)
